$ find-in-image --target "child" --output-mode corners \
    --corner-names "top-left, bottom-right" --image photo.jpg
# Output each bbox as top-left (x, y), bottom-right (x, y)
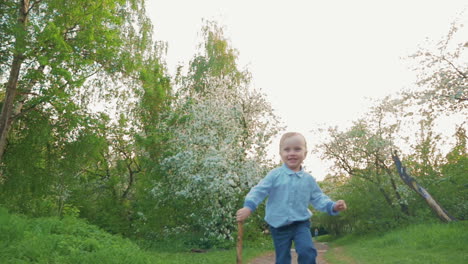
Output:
top-left (236, 132), bottom-right (347, 264)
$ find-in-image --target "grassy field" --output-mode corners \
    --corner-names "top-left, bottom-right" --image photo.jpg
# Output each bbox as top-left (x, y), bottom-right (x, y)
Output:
top-left (322, 221), bottom-right (468, 264)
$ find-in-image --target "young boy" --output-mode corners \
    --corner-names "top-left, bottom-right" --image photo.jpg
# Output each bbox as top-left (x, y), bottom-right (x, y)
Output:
top-left (236, 132), bottom-right (347, 264)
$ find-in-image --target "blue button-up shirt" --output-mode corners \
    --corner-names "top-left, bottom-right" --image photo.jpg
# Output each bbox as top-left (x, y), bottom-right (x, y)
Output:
top-left (244, 164), bottom-right (338, 228)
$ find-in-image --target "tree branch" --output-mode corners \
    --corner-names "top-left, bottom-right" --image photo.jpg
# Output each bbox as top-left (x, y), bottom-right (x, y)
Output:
top-left (392, 151), bottom-right (457, 222)
top-left (441, 56), bottom-right (467, 79)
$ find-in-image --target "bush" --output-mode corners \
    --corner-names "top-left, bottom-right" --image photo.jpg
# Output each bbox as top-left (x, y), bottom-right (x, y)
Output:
top-left (0, 207), bottom-right (156, 263)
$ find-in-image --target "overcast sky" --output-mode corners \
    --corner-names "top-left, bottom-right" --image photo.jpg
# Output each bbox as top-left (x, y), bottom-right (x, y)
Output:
top-left (145, 0), bottom-right (467, 180)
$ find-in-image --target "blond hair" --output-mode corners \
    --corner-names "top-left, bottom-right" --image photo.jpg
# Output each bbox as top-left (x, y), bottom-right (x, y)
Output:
top-left (279, 132), bottom-right (308, 152)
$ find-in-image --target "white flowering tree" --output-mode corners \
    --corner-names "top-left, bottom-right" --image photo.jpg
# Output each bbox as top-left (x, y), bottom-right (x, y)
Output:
top-left (408, 20), bottom-right (467, 113)
top-left (152, 21), bottom-right (282, 245)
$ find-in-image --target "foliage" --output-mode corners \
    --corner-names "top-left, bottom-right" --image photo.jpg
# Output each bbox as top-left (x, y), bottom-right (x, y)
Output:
top-left (0, 106), bottom-right (106, 217)
top-left (0, 207), bottom-right (274, 264)
top-left (432, 126), bottom-right (468, 220)
top-left (0, 0), bottom-right (171, 238)
top-left (314, 175), bottom-right (403, 236)
top-left (0, 207), bottom-right (156, 263)
top-left (325, 221), bottom-right (468, 264)
top-left (315, 92), bottom-right (466, 234)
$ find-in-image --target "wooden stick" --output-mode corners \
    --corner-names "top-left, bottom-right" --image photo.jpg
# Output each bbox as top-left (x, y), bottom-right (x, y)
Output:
top-left (237, 221), bottom-right (244, 264)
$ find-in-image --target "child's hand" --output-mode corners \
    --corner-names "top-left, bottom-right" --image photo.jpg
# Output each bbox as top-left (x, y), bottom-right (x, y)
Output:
top-left (333, 200), bottom-right (347, 212)
top-left (236, 207), bottom-right (252, 222)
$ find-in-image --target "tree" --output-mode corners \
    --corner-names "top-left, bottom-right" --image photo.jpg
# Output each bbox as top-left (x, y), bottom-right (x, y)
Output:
top-left (0, 1), bottom-right (172, 232)
top-left (319, 113), bottom-right (410, 216)
top-left (408, 20), bottom-right (467, 113)
top-left (152, 21), bottom-right (282, 246)
top-left (394, 19), bottom-right (468, 222)
top-left (0, 0), bottom-right (156, 162)
top-left (315, 20), bottom-right (467, 235)
top-left (0, 107), bottom-right (109, 217)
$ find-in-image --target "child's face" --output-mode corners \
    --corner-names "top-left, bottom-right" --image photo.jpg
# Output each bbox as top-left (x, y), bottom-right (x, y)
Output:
top-left (280, 135), bottom-right (307, 172)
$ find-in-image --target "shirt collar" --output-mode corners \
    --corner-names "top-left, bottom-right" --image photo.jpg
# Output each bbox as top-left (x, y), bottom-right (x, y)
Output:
top-left (281, 164), bottom-right (304, 177)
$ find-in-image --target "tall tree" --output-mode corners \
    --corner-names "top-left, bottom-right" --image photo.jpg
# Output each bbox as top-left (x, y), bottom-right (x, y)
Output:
top-left (154, 21), bottom-right (282, 245)
top-left (0, 0), bottom-right (155, 162)
top-left (0, 0), bottom-right (171, 229)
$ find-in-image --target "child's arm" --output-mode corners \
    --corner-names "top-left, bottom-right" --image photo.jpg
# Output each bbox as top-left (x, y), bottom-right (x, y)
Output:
top-left (309, 182), bottom-right (344, 215)
top-left (236, 171), bottom-right (275, 221)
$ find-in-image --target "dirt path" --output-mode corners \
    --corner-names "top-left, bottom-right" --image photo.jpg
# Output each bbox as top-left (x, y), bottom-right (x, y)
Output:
top-left (248, 242), bottom-right (329, 264)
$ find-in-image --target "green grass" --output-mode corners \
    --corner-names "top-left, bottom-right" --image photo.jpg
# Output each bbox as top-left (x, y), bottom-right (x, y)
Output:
top-left (325, 221), bottom-right (468, 264)
top-left (137, 232), bottom-right (273, 264)
top-left (0, 207), bottom-right (272, 263)
top-left (315, 234), bottom-right (333, 242)
top-left (9, 205), bottom-right (465, 264)
top-left (143, 246), bottom-right (271, 264)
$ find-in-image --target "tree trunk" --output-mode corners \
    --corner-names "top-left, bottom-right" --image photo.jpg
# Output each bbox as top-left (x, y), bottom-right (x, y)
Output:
top-left (392, 152), bottom-right (457, 222)
top-left (0, 0), bottom-right (29, 162)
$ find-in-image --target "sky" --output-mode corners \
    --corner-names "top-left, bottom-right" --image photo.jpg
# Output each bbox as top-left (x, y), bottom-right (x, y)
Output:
top-left (145, 0), bottom-right (467, 180)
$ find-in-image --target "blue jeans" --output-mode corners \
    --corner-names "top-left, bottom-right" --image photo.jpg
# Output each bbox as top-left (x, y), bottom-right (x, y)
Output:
top-left (269, 220), bottom-right (317, 264)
